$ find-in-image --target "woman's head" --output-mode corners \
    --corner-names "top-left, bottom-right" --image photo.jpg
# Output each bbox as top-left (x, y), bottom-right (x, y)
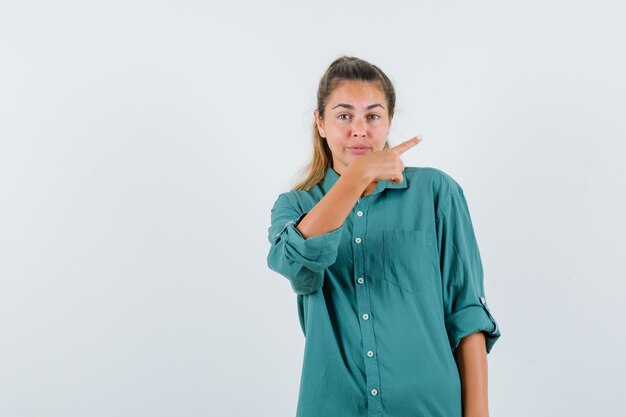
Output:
top-left (293, 56), bottom-right (397, 190)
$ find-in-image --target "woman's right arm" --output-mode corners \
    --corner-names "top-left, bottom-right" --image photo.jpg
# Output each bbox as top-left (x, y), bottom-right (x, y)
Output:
top-left (266, 137), bottom-right (420, 295)
top-left (295, 136), bottom-right (421, 238)
top-left (266, 166), bottom-right (371, 295)
top-left (295, 167), bottom-right (371, 239)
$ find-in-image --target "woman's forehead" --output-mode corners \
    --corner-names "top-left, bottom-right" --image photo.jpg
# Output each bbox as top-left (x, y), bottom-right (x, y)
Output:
top-left (328, 81), bottom-right (386, 108)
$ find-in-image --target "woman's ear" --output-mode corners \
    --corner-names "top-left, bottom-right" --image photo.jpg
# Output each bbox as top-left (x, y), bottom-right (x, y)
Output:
top-left (313, 109), bottom-right (326, 138)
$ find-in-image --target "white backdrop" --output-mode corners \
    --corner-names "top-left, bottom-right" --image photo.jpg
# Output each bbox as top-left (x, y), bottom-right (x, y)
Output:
top-left (1, 1), bottom-right (625, 416)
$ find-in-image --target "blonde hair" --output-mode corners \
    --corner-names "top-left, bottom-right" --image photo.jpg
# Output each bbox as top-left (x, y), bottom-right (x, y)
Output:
top-left (291, 55), bottom-right (396, 191)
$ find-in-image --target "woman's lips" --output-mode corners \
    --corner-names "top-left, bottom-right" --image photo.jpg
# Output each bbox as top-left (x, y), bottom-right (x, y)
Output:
top-left (347, 147), bottom-right (370, 155)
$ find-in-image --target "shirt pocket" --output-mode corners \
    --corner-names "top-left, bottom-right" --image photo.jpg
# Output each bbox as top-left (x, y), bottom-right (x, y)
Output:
top-left (382, 229), bottom-right (436, 293)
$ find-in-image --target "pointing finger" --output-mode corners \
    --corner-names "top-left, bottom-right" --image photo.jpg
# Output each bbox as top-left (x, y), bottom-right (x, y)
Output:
top-left (390, 136), bottom-right (422, 155)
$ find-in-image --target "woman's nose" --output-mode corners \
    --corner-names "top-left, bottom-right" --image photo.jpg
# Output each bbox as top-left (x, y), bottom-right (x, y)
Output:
top-left (352, 118), bottom-right (366, 137)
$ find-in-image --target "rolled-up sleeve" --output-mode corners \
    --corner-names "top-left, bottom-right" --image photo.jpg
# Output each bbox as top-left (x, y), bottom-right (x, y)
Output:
top-left (267, 192), bottom-right (344, 295)
top-left (435, 178), bottom-right (501, 354)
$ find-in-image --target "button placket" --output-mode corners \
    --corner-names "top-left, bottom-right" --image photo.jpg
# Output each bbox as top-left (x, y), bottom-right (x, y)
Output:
top-left (351, 198), bottom-right (383, 416)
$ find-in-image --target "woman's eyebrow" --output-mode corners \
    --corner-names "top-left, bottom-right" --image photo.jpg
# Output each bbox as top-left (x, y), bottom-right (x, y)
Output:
top-left (331, 103), bottom-right (385, 110)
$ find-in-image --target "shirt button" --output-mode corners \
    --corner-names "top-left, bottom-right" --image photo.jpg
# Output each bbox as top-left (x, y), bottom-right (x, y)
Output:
top-left (367, 350), bottom-right (374, 357)
top-left (357, 277), bottom-right (364, 284)
top-left (362, 313), bottom-right (369, 320)
top-left (357, 210), bottom-right (363, 217)
top-left (355, 237), bottom-right (362, 244)
top-left (371, 388), bottom-right (378, 396)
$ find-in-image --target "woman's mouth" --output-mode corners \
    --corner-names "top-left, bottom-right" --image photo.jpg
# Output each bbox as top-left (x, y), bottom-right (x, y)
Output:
top-left (347, 147), bottom-right (370, 155)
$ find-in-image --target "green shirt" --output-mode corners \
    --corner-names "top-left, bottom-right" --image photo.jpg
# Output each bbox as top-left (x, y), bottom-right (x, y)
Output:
top-left (266, 165), bottom-right (501, 417)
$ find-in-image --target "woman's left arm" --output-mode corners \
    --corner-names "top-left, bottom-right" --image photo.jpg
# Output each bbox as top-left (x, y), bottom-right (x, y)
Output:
top-left (435, 173), bottom-right (501, 416)
top-left (456, 331), bottom-right (490, 417)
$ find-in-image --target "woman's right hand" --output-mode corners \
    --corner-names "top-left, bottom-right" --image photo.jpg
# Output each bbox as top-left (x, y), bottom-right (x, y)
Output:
top-left (348, 136), bottom-right (422, 184)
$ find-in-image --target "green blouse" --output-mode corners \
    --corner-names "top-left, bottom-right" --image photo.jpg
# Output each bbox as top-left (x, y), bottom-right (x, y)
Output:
top-left (266, 165), bottom-right (501, 417)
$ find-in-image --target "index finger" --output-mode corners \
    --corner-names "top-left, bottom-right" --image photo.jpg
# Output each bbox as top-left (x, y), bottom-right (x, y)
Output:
top-left (390, 136), bottom-right (422, 155)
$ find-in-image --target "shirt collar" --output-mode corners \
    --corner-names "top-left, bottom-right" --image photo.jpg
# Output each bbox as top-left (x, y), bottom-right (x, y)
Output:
top-left (321, 165), bottom-right (408, 196)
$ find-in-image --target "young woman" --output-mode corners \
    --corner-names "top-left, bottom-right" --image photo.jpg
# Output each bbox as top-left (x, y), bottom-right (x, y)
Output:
top-left (266, 56), bottom-right (501, 417)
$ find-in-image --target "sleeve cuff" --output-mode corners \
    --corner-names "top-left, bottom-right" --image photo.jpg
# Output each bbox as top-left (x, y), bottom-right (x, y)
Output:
top-left (445, 297), bottom-right (501, 354)
top-left (277, 212), bottom-right (344, 272)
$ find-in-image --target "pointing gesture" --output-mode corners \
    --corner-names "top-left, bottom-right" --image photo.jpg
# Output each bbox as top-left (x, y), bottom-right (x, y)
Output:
top-left (390, 136), bottom-right (422, 155)
top-left (349, 135), bottom-right (423, 185)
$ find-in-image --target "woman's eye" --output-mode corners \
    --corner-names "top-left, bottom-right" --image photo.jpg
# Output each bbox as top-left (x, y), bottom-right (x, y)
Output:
top-left (337, 114), bottom-right (380, 120)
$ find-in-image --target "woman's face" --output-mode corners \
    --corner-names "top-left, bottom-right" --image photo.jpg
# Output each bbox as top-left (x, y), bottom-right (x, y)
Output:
top-left (314, 80), bottom-right (391, 175)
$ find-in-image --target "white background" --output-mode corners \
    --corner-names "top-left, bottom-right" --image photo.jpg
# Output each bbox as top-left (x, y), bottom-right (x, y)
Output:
top-left (1, 1), bottom-right (625, 416)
